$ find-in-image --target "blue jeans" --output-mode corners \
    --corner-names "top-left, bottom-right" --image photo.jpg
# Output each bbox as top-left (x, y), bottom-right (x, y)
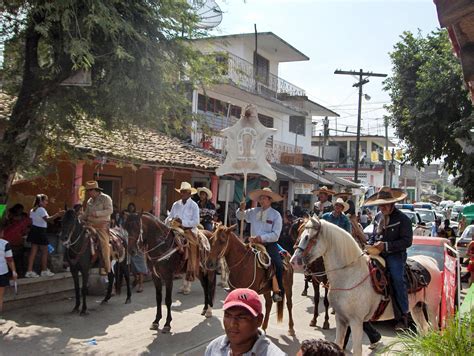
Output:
top-left (266, 242), bottom-right (284, 293)
top-left (202, 221), bottom-right (213, 231)
top-left (385, 252), bottom-right (409, 314)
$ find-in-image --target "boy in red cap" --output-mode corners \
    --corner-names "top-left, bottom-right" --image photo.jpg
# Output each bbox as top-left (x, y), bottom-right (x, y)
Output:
top-left (205, 288), bottom-right (286, 356)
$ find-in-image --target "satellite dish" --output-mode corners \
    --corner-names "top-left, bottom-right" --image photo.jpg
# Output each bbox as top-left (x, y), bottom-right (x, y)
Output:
top-left (188, 0), bottom-right (223, 29)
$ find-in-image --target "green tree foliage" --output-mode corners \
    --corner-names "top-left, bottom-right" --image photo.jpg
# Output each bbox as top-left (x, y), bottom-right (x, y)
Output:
top-left (384, 30), bottom-right (474, 200)
top-left (0, 0), bottom-right (219, 202)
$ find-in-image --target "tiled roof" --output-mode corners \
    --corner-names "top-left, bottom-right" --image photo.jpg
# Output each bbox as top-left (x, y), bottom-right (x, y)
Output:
top-left (0, 92), bottom-right (220, 171)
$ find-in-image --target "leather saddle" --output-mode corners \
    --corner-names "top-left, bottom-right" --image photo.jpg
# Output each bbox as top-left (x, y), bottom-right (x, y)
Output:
top-left (88, 226), bottom-right (127, 263)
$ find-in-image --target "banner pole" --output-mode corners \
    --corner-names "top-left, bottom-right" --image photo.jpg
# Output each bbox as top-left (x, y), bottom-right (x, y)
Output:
top-left (240, 172), bottom-right (248, 240)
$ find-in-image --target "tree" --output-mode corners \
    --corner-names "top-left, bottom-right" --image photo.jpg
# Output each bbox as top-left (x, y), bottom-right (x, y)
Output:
top-left (0, 0), bottom-right (218, 203)
top-left (384, 29), bottom-right (474, 200)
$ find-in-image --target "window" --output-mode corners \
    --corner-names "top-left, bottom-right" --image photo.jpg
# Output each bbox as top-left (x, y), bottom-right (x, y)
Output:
top-left (289, 116), bottom-right (306, 135)
top-left (254, 53), bottom-right (269, 85)
top-left (258, 113), bottom-right (274, 147)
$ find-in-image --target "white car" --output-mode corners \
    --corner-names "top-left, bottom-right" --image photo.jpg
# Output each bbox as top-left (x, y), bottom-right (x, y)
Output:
top-left (363, 209), bottom-right (430, 239)
top-left (415, 208), bottom-right (437, 228)
top-left (456, 224), bottom-right (473, 259)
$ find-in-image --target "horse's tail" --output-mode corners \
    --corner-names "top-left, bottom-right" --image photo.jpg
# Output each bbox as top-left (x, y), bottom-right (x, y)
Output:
top-left (277, 295), bottom-right (285, 323)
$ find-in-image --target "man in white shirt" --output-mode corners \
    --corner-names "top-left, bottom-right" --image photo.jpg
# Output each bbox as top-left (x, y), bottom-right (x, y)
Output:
top-left (165, 182), bottom-right (200, 284)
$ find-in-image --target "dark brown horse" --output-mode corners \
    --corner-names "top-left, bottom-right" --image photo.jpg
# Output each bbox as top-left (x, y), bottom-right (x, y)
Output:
top-left (290, 218), bottom-right (330, 329)
top-left (206, 224), bottom-right (295, 336)
top-left (124, 212), bottom-right (216, 333)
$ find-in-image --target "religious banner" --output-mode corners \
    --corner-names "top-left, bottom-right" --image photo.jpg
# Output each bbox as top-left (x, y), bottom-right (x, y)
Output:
top-left (440, 247), bottom-right (457, 328)
top-left (216, 104), bottom-right (277, 181)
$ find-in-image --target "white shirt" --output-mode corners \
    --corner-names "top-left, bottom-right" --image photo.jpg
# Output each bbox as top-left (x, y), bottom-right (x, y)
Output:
top-left (0, 239), bottom-right (13, 275)
top-left (30, 207), bottom-right (48, 228)
top-left (236, 206), bottom-right (282, 243)
top-left (165, 198), bottom-right (200, 229)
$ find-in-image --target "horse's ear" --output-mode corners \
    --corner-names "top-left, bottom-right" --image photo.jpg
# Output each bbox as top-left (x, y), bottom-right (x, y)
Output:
top-left (228, 224), bottom-right (237, 232)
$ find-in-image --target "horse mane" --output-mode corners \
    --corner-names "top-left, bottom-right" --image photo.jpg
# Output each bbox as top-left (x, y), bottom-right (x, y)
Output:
top-left (318, 218), bottom-right (363, 263)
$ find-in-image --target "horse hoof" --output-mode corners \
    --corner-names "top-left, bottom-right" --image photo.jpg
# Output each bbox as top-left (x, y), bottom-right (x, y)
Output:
top-left (201, 309), bottom-right (207, 316)
top-left (323, 322), bottom-right (330, 330)
top-left (71, 308), bottom-right (80, 314)
top-left (162, 326), bottom-right (171, 334)
top-left (301, 290), bottom-right (308, 296)
top-left (205, 308), bottom-right (213, 318)
top-left (150, 323), bottom-right (159, 331)
top-left (288, 329), bottom-right (296, 336)
top-left (309, 320), bottom-right (316, 327)
top-left (80, 310), bottom-right (89, 316)
top-left (125, 298), bottom-right (131, 304)
top-left (101, 299), bottom-right (108, 305)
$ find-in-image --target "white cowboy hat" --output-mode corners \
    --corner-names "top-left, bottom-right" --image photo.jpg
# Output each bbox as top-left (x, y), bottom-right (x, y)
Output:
top-left (175, 182), bottom-right (197, 195)
top-left (197, 187), bottom-right (212, 200)
top-left (84, 181), bottom-right (103, 191)
top-left (311, 186), bottom-right (336, 196)
top-left (248, 187), bottom-right (283, 202)
top-left (333, 197), bottom-right (350, 212)
top-left (364, 186), bottom-right (407, 206)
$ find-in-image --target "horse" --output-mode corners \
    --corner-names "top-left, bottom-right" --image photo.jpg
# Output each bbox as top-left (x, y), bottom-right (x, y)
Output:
top-left (206, 224), bottom-right (295, 336)
top-left (290, 217), bottom-right (442, 356)
top-left (123, 212), bottom-right (216, 333)
top-left (290, 218), bottom-right (330, 329)
top-left (59, 209), bottom-right (131, 315)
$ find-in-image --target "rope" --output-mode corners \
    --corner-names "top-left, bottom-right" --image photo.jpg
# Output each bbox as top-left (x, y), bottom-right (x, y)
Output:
top-left (227, 252), bottom-right (257, 290)
top-left (329, 272), bottom-right (371, 291)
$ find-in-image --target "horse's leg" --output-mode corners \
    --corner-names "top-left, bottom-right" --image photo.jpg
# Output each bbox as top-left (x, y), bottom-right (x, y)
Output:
top-left (426, 301), bottom-right (439, 331)
top-left (102, 270), bottom-right (114, 304)
top-left (262, 292), bottom-right (273, 333)
top-left (71, 266), bottom-right (81, 313)
top-left (348, 319), bottom-right (364, 356)
top-left (411, 304), bottom-right (429, 334)
top-left (322, 285), bottom-right (330, 330)
top-left (162, 275), bottom-right (173, 333)
top-left (285, 275), bottom-right (295, 336)
top-left (80, 267), bottom-right (89, 315)
top-left (302, 274), bottom-right (309, 296)
top-left (150, 275), bottom-right (162, 330)
top-left (335, 314), bottom-right (348, 350)
top-left (204, 271), bottom-right (216, 318)
top-left (124, 262), bottom-right (132, 304)
top-left (199, 271), bottom-right (208, 316)
top-left (309, 277), bottom-right (319, 327)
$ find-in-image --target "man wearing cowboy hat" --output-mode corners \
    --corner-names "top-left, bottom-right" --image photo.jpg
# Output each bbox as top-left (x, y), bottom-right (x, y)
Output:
top-left (165, 182), bottom-right (200, 283)
top-left (313, 186), bottom-right (335, 217)
top-left (321, 198), bottom-right (352, 234)
top-left (82, 181), bottom-right (114, 276)
top-left (196, 187), bottom-right (216, 231)
top-left (366, 186), bottom-right (413, 331)
top-left (236, 188), bottom-right (284, 302)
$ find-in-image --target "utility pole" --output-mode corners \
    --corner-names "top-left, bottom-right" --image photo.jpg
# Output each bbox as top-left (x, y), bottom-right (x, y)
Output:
top-left (321, 117), bottom-right (329, 173)
top-left (334, 69), bottom-right (387, 182)
top-left (389, 148), bottom-right (395, 188)
top-left (384, 117), bottom-right (389, 186)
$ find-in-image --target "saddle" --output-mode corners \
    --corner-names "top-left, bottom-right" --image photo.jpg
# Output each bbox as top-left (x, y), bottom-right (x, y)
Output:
top-left (88, 226), bottom-right (127, 263)
top-left (250, 243), bottom-right (290, 293)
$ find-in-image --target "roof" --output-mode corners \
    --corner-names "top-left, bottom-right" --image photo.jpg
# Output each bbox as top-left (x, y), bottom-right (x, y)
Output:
top-left (198, 32), bottom-right (309, 62)
top-left (66, 120), bottom-right (220, 171)
top-left (281, 96), bottom-right (339, 117)
top-left (317, 170), bottom-right (361, 188)
top-left (271, 163), bottom-right (333, 185)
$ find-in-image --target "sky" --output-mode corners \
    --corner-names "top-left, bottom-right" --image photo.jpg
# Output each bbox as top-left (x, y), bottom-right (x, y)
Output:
top-left (210, 0), bottom-right (442, 140)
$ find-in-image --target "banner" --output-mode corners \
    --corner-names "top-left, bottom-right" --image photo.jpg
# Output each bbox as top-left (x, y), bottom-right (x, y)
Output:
top-left (440, 248), bottom-right (457, 328)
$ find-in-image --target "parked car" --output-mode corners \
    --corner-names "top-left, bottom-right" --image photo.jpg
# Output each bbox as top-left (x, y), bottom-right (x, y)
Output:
top-left (456, 224), bottom-right (474, 259)
top-left (407, 236), bottom-right (450, 271)
top-left (451, 204), bottom-right (465, 221)
top-left (363, 209), bottom-right (430, 239)
top-left (415, 208), bottom-right (437, 228)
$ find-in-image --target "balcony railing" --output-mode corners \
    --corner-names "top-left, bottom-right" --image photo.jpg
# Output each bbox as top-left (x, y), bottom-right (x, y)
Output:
top-left (217, 53), bottom-right (306, 100)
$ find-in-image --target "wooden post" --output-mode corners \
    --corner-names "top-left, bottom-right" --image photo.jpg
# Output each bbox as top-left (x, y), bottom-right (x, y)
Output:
top-left (210, 175), bottom-right (219, 205)
top-left (240, 172), bottom-right (248, 240)
top-left (72, 161), bottom-right (84, 205)
top-left (153, 169), bottom-right (165, 217)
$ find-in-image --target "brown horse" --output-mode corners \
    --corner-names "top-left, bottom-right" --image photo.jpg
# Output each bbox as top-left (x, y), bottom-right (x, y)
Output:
top-left (124, 212), bottom-right (216, 333)
top-left (290, 218), bottom-right (330, 329)
top-left (206, 224), bottom-right (295, 336)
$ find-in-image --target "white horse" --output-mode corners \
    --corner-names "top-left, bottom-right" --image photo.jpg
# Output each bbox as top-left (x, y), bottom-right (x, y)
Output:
top-left (290, 217), bottom-right (442, 356)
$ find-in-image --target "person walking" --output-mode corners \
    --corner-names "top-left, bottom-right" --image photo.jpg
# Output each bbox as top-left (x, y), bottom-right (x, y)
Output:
top-left (0, 230), bottom-right (18, 324)
top-left (236, 187), bottom-right (284, 302)
top-left (367, 187), bottom-right (413, 330)
top-left (82, 181), bottom-right (114, 277)
top-left (196, 187), bottom-right (216, 232)
top-left (25, 194), bottom-right (64, 278)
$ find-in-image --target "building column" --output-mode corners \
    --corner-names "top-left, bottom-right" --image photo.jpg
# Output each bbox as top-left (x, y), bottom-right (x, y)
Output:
top-left (153, 169), bottom-right (165, 217)
top-left (72, 161), bottom-right (84, 205)
top-left (210, 175), bottom-right (219, 205)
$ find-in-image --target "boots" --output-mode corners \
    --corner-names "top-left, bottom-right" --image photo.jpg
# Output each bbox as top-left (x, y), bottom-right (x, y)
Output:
top-left (395, 313), bottom-right (409, 331)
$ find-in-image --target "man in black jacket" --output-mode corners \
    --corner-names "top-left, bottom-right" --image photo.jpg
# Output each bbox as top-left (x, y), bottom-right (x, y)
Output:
top-left (366, 187), bottom-right (413, 330)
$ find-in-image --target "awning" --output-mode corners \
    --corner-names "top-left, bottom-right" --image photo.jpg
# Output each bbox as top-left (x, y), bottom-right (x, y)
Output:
top-left (271, 163), bottom-right (334, 185)
top-left (316, 170), bottom-right (361, 188)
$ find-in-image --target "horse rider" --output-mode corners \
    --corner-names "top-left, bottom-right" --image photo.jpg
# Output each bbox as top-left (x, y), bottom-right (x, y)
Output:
top-left (165, 182), bottom-right (200, 283)
top-left (82, 181), bottom-right (114, 277)
top-left (367, 186), bottom-right (413, 330)
top-left (196, 187), bottom-right (216, 232)
top-left (324, 197), bottom-right (382, 349)
top-left (237, 187), bottom-right (284, 302)
top-left (312, 186), bottom-right (335, 217)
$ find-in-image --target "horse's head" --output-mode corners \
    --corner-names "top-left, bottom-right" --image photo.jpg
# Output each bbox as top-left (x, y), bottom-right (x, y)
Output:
top-left (123, 212), bottom-right (142, 256)
top-left (59, 209), bottom-right (80, 241)
top-left (290, 216), bottom-right (324, 271)
top-left (206, 224), bottom-right (237, 270)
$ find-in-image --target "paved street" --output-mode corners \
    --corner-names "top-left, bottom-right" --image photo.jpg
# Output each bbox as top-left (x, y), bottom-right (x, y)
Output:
top-left (0, 272), bottom-right (401, 355)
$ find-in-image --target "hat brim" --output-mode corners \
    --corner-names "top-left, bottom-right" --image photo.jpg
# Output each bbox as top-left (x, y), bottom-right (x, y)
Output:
top-left (175, 188), bottom-right (197, 195)
top-left (335, 192), bottom-right (352, 198)
top-left (312, 189), bottom-right (336, 195)
top-left (223, 301), bottom-right (259, 317)
top-left (334, 201), bottom-right (350, 212)
top-left (197, 187), bottom-right (212, 200)
top-left (248, 189), bottom-right (283, 202)
top-left (364, 191), bottom-right (407, 206)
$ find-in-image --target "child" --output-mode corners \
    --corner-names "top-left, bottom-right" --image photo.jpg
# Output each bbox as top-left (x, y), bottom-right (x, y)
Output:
top-left (1, 230), bottom-right (17, 324)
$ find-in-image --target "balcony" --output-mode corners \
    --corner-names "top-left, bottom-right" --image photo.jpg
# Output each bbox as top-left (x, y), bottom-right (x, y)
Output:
top-left (216, 53), bottom-right (306, 100)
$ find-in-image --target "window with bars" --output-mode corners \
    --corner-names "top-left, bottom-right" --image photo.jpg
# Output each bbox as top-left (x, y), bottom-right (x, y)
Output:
top-left (254, 53), bottom-right (269, 85)
top-left (289, 116), bottom-right (306, 135)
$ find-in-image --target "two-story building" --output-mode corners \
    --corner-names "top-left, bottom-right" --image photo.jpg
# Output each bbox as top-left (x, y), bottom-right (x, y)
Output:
top-left (190, 32), bottom-right (340, 211)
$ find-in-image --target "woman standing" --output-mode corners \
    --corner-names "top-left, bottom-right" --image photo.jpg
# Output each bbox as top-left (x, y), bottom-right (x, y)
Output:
top-left (25, 194), bottom-right (64, 278)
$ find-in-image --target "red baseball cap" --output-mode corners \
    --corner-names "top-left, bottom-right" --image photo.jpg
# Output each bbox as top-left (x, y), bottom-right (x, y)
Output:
top-left (223, 288), bottom-right (262, 317)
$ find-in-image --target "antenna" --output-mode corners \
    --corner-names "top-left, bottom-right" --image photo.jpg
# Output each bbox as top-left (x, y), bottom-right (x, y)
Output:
top-left (188, 0), bottom-right (223, 29)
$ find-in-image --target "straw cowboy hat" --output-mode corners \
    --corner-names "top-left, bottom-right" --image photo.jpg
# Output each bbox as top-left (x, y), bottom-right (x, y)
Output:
top-left (84, 181), bottom-right (103, 191)
top-left (312, 186), bottom-right (336, 196)
top-left (248, 187), bottom-right (283, 202)
top-left (197, 187), bottom-right (212, 200)
top-left (335, 189), bottom-right (353, 198)
top-left (175, 182), bottom-right (197, 195)
top-left (364, 186), bottom-right (407, 206)
top-left (333, 197), bottom-right (350, 212)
